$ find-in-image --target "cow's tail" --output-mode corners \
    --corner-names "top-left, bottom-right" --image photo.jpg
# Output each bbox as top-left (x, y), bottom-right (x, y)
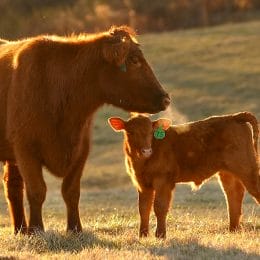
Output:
top-left (233, 112), bottom-right (259, 154)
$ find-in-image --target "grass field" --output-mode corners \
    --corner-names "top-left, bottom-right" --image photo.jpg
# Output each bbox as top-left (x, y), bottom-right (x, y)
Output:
top-left (0, 21), bottom-right (259, 259)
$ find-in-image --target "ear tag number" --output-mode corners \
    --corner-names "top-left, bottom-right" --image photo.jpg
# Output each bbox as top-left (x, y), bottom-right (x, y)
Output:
top-left (154, 126), bottom-right (165, 140)
top-left (119, 63), bottom-right (127, 72)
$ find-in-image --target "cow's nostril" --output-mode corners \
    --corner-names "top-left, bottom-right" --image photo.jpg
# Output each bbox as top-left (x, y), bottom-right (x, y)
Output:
top-left (162, 96), bottom-right (171, 108)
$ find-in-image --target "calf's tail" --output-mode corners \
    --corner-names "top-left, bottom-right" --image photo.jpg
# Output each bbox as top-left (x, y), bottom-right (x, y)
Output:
top-left (234, 112), bottom-right (260, 197)
top-left (233, 112), bottom-right (259, 154)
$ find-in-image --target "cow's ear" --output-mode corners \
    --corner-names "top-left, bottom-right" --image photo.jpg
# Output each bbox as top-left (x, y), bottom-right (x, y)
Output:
top-left (102, 35), bottom-right (130, 66)
top-left (108, 117), bottom-right (126, 132)
top-left (152, 118), bottom-right (171, 130)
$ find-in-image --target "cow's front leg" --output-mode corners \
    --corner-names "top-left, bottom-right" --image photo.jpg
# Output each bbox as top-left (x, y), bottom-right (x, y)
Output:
top-left (138, 188), bottom-right (154, 237)
top-left (153, 180), bottom-right (174, 238)
top-left (61, 120), bottom-right (92, 232)
top-left (62, 167), bottom-right (83, 232)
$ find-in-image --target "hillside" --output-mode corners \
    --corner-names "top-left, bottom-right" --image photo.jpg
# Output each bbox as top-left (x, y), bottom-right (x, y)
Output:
top-left (85, 20), bottom-right (260, 189)
top-left (0, 21), bottom-right (259, 259)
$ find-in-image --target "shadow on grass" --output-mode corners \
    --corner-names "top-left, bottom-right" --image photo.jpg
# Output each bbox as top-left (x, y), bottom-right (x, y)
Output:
top-left (2, 226), bottom-right (259, 258)
top-left (28, 230), bottom-right (118, 253)
top-left (242, 222), bottom-right (260, 232)
top-left (148, 239), bottom-right (260, 259)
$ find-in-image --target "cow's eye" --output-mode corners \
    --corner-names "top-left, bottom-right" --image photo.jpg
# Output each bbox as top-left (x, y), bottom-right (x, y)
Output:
top-left (130, 56), bottom-right (141, 67)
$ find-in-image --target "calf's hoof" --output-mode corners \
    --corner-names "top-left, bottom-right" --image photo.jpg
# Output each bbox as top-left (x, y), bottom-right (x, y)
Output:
top-left (139, 229), bottom-right (149, 238)
top-left (14, 225), bottom-right (27, 235)
top-left (27, 226), bottom-right (44, 235)
top-left (229, 225), bottom-right (241, 232)
top-left (155, 229), bottom-right (166, 239)
top-left (67, 225), bottom-right (83, 233)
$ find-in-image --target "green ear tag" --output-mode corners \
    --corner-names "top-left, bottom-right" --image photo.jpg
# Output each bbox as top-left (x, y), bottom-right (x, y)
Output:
top-left (119, 63), bottom-right (127, 72)
top-left (154, 126), bottom-right (165, 140)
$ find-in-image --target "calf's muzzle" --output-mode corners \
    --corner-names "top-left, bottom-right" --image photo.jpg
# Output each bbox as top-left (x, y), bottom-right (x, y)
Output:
top-left (141, 148), bottom-right (153, 158)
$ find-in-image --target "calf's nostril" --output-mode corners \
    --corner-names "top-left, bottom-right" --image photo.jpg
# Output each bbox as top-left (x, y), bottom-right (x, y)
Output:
top-left (141, 148), bottom-right (153, 157)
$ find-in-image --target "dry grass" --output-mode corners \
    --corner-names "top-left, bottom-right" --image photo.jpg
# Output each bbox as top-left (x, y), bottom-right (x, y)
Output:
top-left (0, 21), bottom-right (260, 259)
top-left (0, 181), bottom-right (259, 259)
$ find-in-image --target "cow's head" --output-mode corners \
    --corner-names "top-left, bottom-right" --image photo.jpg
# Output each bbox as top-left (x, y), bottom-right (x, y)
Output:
top-left (100, 26), bottom-right (170, 114)
top-left (108, 115), bottom-right (171, 159)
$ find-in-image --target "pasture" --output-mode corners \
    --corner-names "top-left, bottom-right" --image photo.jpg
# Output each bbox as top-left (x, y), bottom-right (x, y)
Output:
top-left (0, 21), bottom-right (259, 259)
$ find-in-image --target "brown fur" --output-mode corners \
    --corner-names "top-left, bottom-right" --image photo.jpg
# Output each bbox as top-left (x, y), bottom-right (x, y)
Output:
top-left (0, 26), bottom-right (170, 234)
top-left (109, 112), bottom-right (260, 238)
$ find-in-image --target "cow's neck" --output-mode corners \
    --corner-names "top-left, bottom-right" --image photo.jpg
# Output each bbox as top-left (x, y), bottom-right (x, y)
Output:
top-left (54, 40), bottom-right (105, 133)
top-left (50, 41), bottom-right (106, 168)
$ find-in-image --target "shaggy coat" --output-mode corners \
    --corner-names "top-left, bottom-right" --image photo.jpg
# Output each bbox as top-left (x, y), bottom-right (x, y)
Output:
top-left (109, 112), bottom-right (260, 238)
top-left (0, 26), bottom-right (170, 234)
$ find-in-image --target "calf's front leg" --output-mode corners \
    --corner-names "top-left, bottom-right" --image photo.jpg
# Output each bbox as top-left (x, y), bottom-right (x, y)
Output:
top-left (138, 188), bottom-right (154, 237)
top-left (153, 180), bottom-right (174, 238)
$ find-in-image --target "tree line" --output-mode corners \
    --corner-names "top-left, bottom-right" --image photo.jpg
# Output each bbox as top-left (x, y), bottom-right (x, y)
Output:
top-left (0, 0), bottom-right (259, 39)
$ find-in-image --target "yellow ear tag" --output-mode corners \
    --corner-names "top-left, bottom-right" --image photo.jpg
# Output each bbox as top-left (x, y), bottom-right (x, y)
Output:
top-left (154, 126), bottom-right (165, 140)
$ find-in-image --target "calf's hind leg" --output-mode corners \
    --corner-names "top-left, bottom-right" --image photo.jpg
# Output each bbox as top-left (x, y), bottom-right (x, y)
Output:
top-left (218, 171), bottom-right (245, 231)
top-left (3, 161), bottom-right (27, 234)
top-left (239, 168), bottom-right (260, 204)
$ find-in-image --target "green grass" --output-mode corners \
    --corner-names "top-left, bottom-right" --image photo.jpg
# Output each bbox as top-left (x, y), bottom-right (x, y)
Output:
top-left (0, 21), bottom-right (260, 259)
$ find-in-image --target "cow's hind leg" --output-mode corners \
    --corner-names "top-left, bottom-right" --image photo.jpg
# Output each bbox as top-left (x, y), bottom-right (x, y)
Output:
top-left (3, 161), bottom-right (27, 234)
top-left (218, 171), bottom-right (245, 231)
top-left (14, 145), bottom-right (46, 233)
top-left (138, 188), bottom-right (154, 237)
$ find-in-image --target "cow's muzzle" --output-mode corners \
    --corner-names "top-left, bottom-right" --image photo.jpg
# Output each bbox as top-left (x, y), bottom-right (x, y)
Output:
top-left (158, 93), bottom-right (171, 111)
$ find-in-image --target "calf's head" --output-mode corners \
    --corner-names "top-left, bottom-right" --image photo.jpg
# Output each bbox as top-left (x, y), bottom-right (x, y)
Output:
top-left (100, 26), bottom-right (170, 114)
top-left (108, 115), bottom-right (171, 159)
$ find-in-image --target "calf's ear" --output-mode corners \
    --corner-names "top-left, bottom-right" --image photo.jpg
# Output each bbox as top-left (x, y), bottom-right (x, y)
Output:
top-left (152, 118), bottom-right (171, 130)
top-left (108, 117), bottom-right (126, 131)
top-left (102, 35), bottom-right (130, 66)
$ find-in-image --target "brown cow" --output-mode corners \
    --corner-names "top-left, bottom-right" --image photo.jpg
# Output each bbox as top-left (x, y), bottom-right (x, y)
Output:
top-left (0, 26), bottom-right (170, 234)
top-left (108, 112), bottom-right (260, 238)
